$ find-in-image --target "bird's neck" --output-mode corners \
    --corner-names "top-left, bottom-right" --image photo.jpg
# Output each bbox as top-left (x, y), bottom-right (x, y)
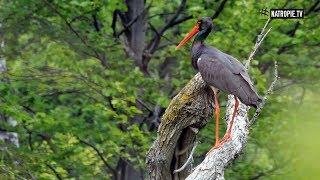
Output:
top-left (191, 28), bottom-right (211, 70)
top-left (194, 27), bottom-right (211, 43)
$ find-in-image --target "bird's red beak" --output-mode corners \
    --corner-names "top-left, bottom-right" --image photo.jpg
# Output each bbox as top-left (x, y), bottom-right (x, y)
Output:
top-left (176, 23), bottom-right (200, 49)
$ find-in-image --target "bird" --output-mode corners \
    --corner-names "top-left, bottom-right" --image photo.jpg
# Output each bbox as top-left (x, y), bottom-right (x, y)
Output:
top-left (176, 17), bottom-right (262, 153)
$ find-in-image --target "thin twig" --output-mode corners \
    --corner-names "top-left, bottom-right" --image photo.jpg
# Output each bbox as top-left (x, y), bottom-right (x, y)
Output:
top-left (211, 0), bottom-right (228, 19)
top-left (78, 138), bottom-right (117, 175)
top-left (259, 18), bottom-right (271, 40)
top-left (46, 163), bottom-right (63, 180)
top-left (147, 0), bottom-right (187, 53)
top-left (244, 18), bottom-right (277, 124)
top-left (42, 0), bottom-right (109, 67)
top-left (250, 61), bottom-right (279, 125)
top-left (148, 22), bottom-right (176, 44)
top-left (136, 98), bottom-right (153, 112)
top-left (173, 141), bottom-right (198, 174)
top-left (170, 15), bottom-right (193, 27)
top-left (116, 7), bottom-right (149, 38)
top-left (245, 18), bottom-right (271, 69)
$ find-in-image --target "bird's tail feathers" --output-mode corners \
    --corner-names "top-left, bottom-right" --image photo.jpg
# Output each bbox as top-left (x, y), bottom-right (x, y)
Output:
top-left (254, 96), bottom-right (264, 109)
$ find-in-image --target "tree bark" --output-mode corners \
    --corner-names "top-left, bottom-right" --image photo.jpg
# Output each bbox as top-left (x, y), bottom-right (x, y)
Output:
top-left (146, 73), bottom-right (214, 179)
top-left (186, 95), bottom-right (249, 180)
top-left (146, 73), bottom-right (250, 180)
top-left (121, 0), bottom-right (147, 73)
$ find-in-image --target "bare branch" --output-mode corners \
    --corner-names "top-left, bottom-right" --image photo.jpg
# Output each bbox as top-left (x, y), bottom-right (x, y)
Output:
top-left (111, 9), bottom-right (123, 37)
top-left (170, 15), bottom-right (193, 27)
top-left (250, 61), bottom-right (279, 125)
top-left (92, 14), bottom-right (101, 32)
top-left (42, 0), bottom-right (109, 67)
top-left (115, 7), bottom-right (149, 38)
top-left (211, 0), bottom-right (228, 20)
top-left (46, 163), bottom-right (63, 180)
top-left (173, 141), bottom-right (198, 174)
top-left (147, 0), bottom-right (188, 54)
top-left (305, 0), bottom-right (320, 15)
top-left (245, 18), bottom-right (271, 69)
top-left (186, 95), bottom-right (249, 179)
top-left (146, 73), bottom-right (213, 179)
top-left (136, 98), bottom-right (153, 112)
top-left (148, 22), bottom-right (176, 45)
top-left (78, 138), bottom-right (117, 176)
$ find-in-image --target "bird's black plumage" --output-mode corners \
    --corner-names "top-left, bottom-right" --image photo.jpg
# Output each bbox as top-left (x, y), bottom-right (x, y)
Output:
top-left (191, 17), bottom-right (262, 108)
top-left (176, 17), bottom-right (262, 151)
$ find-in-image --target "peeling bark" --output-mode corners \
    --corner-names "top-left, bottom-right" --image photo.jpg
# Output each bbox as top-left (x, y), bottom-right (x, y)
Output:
top-left (186, 95), bottom-right (249, 180)
top-left (146, 73), bottom-right (250, 180)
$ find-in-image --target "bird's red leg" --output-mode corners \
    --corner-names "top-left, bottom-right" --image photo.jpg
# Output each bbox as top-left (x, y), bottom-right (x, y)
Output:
top-left (214, 93), bottom-right (220, 147)
top-left (221, 95), bottom-right (239, 144)
top-left (207, 90), bottom-right (221, 155)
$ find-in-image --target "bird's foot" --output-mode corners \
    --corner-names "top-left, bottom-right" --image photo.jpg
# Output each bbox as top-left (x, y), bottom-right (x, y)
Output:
top-left (207, 134), bottom-right (233, 155)
top-left (220, 133), bottom-right (231, 144)
top-left (206, 141), bottom-right (221, 156)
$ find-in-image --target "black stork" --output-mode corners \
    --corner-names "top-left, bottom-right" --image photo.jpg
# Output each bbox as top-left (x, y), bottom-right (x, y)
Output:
top-left (176, 17), bottom-right (262, 152)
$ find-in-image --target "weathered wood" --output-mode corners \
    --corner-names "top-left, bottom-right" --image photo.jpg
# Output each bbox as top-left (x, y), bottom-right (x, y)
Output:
top-left (146, 82), bottom-right (250, 180)
top-left (146, 73), bottom-right (214, 179)
top-left (186, 95), bottom-right (249, 180)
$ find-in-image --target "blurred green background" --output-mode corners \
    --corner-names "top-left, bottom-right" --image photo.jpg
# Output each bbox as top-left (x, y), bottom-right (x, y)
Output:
top-left (272, 85), bottom-right (320, 179)
top-left (0, 0), bottom-right (319, 179)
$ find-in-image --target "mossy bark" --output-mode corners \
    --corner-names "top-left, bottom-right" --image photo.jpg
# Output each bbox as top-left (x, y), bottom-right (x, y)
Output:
top-left (146, 73), bottom-right (214, 179)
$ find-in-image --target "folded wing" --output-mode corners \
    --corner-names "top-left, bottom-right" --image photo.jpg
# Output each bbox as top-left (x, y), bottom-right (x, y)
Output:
top-left (197, 54), bottom-right (261, 108)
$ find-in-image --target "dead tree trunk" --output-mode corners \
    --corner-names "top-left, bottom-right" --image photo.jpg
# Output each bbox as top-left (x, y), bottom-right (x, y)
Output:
top-left (145, 74), bottom-right (275, 180)
top-left (146, 73), bottom-right (214, 179)
top-left (185, 95), bottom-right (248, 180)
top-left (123, 0), bottom-right (147, 72)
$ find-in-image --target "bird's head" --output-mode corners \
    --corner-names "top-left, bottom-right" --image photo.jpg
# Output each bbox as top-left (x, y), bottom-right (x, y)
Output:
top-left (176, 17), bottom-right (213, 49)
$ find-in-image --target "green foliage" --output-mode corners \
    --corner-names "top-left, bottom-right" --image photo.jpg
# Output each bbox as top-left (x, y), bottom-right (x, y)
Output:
top-left (0, 0), bottom-right (319, 179)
